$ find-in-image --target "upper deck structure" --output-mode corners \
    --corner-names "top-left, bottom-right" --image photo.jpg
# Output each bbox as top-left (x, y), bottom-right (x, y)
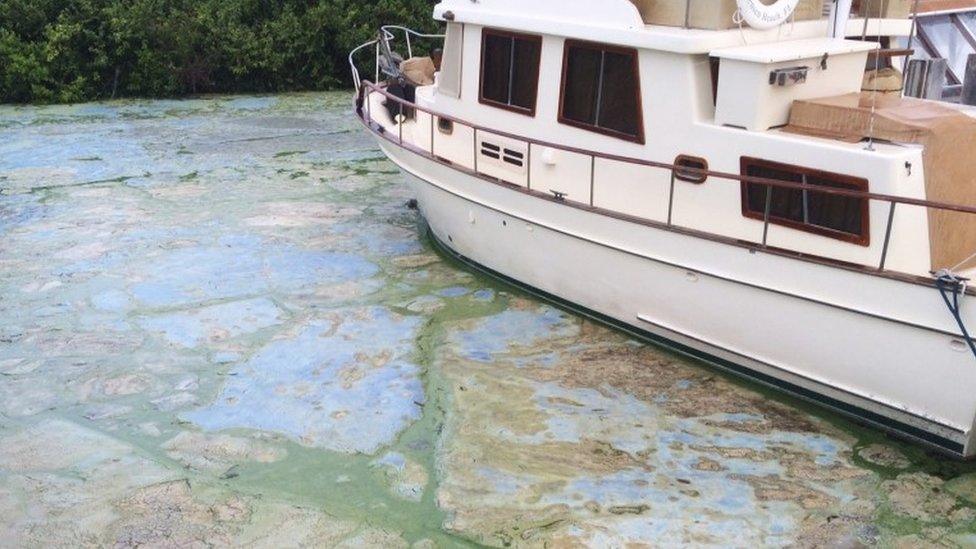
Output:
top-left (432, 0), bottom-right (911, 53)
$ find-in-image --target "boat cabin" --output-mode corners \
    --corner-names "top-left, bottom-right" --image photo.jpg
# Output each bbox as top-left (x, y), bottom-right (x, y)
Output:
top-left (356, 0), bottom-right (976, 279)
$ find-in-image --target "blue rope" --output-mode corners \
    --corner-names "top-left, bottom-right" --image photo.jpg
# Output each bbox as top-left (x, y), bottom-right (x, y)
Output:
top-left (935, 272), bottom-right (976, 361)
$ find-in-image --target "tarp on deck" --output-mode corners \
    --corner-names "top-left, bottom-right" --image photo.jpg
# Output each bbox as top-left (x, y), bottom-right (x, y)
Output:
top-left (785, 92), bottom-right (976, 270)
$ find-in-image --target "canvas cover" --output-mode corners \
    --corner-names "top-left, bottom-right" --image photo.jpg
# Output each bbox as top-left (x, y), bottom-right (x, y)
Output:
top-left (400, 57), bottom-right (436, 86)
top-left (916, 0), bottom-right (976, 13)
top-left (785, 93), bottom-right (976, 270)
top-left (862, 67), bottom-right (904, 93)
top-left (855, 0), bottom-right (914, 18)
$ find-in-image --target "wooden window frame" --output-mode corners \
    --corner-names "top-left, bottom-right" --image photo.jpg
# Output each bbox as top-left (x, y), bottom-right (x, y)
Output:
top-left (740, 157), bottom-right (871, 247)
top-left (557, 39), bottom-right (645, 144)
top-left (674, 155), bottom-right (709, 184)
top-left (478, 28), bottom-right (542, 117)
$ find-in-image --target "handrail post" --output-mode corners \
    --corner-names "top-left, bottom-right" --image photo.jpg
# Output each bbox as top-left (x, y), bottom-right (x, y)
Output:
top-left (365, 86), bottom-right (372, 125)
top-left (430, 114), bottom-right (435, 157)
top-left (667, 170), bottom-right (676, 227)
top-left (406, 31), bottom-right (413, 59)
top-left (526, 142), bottom-right (532, 190)
top-left (473, 127), bottom-right (478, 173)
top-left (762, 184), bottom-right (773, 247)
top-left (398, 101), bottom-right (404, 145)
top-left (374, 43), bottom-right (380, 84)
top-left (879, 201), bottom-right (898, 271)
top-left (590, 156), bottom-right (596, 207)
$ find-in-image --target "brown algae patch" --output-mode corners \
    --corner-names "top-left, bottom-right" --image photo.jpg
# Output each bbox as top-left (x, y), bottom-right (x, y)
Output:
top-left (162, 431), bottom-right (287, 473)
top-left (431, 304), bottom-right (892, 546)
top-left (859, 444), bottom-right (912, 470)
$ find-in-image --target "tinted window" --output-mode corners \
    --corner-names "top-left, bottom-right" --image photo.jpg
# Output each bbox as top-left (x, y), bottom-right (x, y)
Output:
top-left (480, 30), bottom-right (541, 115)
top-left (742, 158), bottom-right (869, 245)
top-left (600, 51), bottom-right (640, 136)
top-left (562, 47), bottom-right (601, 126)
top-left (560, 41), bottom-right (643, 142)
top-left (806, 175), bottom-right (865, 236)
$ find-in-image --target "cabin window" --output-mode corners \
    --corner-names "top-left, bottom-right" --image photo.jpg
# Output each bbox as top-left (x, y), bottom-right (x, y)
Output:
top-left (559, 40), bottom-right (644, 143)
top-left (674, 155), bottom-right (709, 184)
top-left (439, 23), bottom-right (464, 99)
top-left (741, 157), bottom-right (870, 246)
top-left (479, 29), bottom-right (542, 116)
top-left (709, 57), bottom-right (720, 106)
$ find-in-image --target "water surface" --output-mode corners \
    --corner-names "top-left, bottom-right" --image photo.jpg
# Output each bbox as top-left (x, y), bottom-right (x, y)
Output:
top-left (2, 93), bottom-right (976, 547)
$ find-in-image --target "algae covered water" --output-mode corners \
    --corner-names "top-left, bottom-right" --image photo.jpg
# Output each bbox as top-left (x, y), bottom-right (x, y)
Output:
top-left (2, 92), bottom-right (976, 547)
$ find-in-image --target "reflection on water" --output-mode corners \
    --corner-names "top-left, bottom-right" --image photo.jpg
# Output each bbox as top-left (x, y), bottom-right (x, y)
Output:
top-left (2, 93), bottom-right (976, 547)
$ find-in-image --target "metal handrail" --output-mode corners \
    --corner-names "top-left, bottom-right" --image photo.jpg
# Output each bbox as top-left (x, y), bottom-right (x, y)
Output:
top-left (359, 80), bottom-right (976, 274)
top-left (348, 38), bottom-right (379, 90)
top-left (381, 25), bottom-right (446, 60)
top-left (362, 81), bottom-right (976, 215)
top-left (349, 26), bottom-right (445, 91)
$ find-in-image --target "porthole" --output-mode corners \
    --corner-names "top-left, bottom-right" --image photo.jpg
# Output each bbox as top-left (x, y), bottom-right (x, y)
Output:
top-left (673, 155), bottom-right (709, 184)
top-left (438, 117), bottom-right (454, 135)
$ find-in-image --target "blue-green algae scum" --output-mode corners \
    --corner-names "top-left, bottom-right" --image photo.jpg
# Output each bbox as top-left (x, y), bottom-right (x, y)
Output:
top-left (3, 93), bottom-right (976, 547)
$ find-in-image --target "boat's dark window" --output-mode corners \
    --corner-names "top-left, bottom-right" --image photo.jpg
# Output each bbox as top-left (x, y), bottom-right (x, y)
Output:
top-left (710, 57), bottom-right (720, 106)
top-left (437, 117), bottom-right (454, 135)
top-left (741, 157), bottom-right (869, 246)
top-left (674, 155), bottom-right (709, 184)
top-left (479, 29), bottom-right (541, 116)
top-left (559, 40), bottom-right (643, 143)
top-left (562, 47), bottom-right (601, 129)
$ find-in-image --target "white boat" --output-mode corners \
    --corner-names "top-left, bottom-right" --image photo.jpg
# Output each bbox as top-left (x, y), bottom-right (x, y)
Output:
top-left (350, 0), bottom-right (976, 458)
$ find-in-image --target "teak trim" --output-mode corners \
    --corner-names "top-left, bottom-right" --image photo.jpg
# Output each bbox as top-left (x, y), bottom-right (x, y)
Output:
top-left (740, 157), bottom-right (871, 247)
top-left (558, 39), bottom-right (645, 144)
top-left (478, 28), bottom-right (542, 117)
top-left (674, 155), bottom-right (709, 184)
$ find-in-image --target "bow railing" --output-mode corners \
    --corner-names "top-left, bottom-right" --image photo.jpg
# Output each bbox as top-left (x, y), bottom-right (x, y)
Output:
top-left (349, 26), bottom-right (445, 91)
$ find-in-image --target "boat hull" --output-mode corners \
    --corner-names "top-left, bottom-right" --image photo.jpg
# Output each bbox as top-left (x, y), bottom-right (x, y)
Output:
top-left (373, 137), bottom-right (976, 459)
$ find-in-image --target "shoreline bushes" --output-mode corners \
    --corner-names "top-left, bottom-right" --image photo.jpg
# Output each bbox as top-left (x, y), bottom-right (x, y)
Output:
top-left (0, 0), bottom-right (437, 104)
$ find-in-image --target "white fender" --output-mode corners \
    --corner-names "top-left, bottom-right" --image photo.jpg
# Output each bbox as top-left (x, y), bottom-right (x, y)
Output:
top-left (735, 0), bottom-right (801, 30)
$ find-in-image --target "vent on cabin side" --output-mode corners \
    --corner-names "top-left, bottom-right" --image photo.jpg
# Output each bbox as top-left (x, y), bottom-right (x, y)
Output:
top-left (480, 140), bottom-right (526, 169)
top-left (481, 141), bottom-right (501, 160)
top-left (476, 137), bottom-right (529, 187)
top-left (503, 148), bottom-right (524, 167)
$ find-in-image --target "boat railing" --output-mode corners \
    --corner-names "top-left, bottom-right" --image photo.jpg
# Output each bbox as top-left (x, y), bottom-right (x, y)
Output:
top-left (358, 80), bottom-right (976, 276)
top-left (349, 27), bottom-right (445, 91)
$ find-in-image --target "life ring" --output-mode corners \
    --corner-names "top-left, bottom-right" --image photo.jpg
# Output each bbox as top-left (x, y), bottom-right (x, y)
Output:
top-left (735, 0), bottom-right (800, 30)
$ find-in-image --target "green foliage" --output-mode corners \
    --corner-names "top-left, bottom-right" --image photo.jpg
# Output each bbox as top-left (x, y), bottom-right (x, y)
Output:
top-left (0, 0), bottom-right (439, 103)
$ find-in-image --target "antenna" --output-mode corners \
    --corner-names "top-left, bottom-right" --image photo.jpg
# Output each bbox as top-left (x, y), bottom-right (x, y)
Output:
top-left (865, 0), bottom-right (883, 151)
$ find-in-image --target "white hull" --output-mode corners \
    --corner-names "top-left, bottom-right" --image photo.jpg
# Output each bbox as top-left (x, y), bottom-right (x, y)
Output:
top-left (374, 137), bottom-right (976, 458)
